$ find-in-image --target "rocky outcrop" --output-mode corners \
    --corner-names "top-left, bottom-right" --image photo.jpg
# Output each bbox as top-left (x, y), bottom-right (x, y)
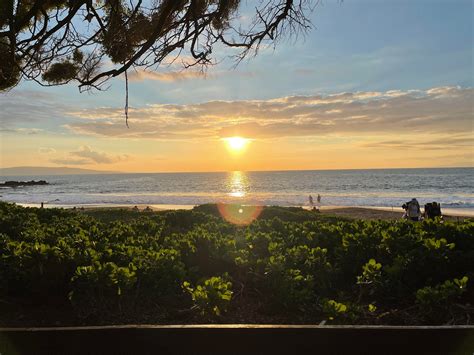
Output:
top-left (0, 180), bottom-right (49, 187)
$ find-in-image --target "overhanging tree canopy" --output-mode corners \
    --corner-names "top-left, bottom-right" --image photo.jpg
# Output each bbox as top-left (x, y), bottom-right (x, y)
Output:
top-left (0, 0), bottom-right (315, 92)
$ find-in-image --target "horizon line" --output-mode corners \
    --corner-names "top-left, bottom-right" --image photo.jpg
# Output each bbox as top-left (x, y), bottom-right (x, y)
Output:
top-left (1, 165), bottom-right (472, 176)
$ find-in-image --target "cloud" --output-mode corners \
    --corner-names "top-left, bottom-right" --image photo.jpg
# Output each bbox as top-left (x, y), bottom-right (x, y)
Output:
top-left (127, 69), bottom-right (208, 82)
top-left (50, 158), bottom-right (92, 165)
top-left (51, 146), bottom-right (129, 166)
top-left (70, 145), bottom-right (128, 164)
top-left (126, 68), bottom-right (254, 82)
top-left (38, 147), bottom-right (56, 154)
top-left (0, 90), bottom-right (67, 129)
top-left (65, 86), bottom-right (473, 143)
top-left (360, 136), bottom-right (473, 151)
top-left (19, 128), bottom-right (43, 134)
top-left (0, 127), bottom-right (44, 134)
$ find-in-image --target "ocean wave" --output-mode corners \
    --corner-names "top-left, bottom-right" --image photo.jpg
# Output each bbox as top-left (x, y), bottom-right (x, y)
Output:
top-left (442, 201), bottom-right (474, 208)
top-left (0, 169), bottom-right (472, 210)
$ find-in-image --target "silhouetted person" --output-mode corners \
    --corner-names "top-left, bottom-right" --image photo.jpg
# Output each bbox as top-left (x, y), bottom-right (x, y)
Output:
top-left (316, 194), bottom-right (321, 211)
top-left (40, 202), bottom-right (44, 208)
top-left (309, 195), bottom-right (314, 209)
top-left (406, 198), bottom-right (421, 221)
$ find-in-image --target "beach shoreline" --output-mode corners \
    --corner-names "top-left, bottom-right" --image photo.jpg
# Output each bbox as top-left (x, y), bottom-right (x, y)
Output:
top-left (15, 202), bottom-right (474, 219)
top-left (1, 168), bottom-right (471, 212)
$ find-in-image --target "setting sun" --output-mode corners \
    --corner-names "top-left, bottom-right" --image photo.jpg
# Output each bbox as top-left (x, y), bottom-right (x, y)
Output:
top-left (224, 137), bottom-right (249, 152)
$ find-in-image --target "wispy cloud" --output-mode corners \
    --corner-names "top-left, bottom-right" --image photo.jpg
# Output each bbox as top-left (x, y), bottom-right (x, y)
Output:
top-left (126, 68), bottom-right (255, 82)
top-left (0, 128), bottom-right (44, 134)
top-left (127, 69), bottom-right (208, 82)
top-left (0, 90), bottom-right (66, 129)
top-left (38, 147), bottom-right (56, 154)
top-left (50, 158), bottom-right (92, 166)
top-left (51, 146), bottom-right (129, 166)
top-left (360, 136), bottom-right (473, 150)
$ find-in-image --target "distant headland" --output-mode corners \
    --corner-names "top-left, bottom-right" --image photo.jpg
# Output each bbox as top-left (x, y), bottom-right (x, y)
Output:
top-left (0, 180), bottom-right (49, 187)
top-left (0, 166), bottom-right (120, 176)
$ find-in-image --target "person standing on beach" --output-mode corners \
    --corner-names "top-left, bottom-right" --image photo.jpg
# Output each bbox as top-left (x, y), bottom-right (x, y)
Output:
top-left (309, 195), bottom-right (314, 209)
top-left (316, 194), bottom-right (321, 211)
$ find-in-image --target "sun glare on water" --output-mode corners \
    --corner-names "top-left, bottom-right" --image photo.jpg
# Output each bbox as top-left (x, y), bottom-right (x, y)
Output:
top-left (224, 137), bottom-right (249, 152)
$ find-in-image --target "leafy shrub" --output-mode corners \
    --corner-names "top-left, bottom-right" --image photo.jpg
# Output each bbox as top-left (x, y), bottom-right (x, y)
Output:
top-left (183, 276), bottom-right (233, 317)
top-left (357, 259), bottom-right (383, 299)
top-left (322, 299), bottom-right (348, 321)
top-left (415, 276), bottom-right (469, 323)
top-left (416, 276), bottom-right (468, 307)
top-left (134, 249), bottom-right (186, 299)
top-left (69, 261), bottom-right (137, 316)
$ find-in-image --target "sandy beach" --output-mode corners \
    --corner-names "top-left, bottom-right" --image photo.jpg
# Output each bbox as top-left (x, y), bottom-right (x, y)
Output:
top-left (17, 202), bottom-right (474, 220)
top-left (318, 207), bottom-right (471, 221)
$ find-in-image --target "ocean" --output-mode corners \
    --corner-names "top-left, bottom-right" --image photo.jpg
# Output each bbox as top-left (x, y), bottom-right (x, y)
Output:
top-left (1, 168), bottom-right (473, 213)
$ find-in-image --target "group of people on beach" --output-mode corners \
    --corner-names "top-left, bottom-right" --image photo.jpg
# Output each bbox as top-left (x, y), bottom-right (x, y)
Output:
top-left (402, 198), bottom-right (442, 221)
top-left (307, 195), bottom-right (442, 221)
top-left (308, 194), bottom-right (322, 211)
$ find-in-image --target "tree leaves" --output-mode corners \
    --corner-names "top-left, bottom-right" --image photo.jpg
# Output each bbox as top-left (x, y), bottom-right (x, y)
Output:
top-left (0, 0), bottom-right (314, 90)
top-left (42, 61), bottom-right (80, 84)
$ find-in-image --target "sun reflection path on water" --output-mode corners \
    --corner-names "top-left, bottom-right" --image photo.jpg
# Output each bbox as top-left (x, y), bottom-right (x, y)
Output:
top-left (227, 171), bottom-right (248, 198)
top-left (218, 171), bottom-right (263, 225)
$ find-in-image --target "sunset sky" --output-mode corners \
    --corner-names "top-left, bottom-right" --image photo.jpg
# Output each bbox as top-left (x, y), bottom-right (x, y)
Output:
top-left (1, 0), bottom-right (472, 173)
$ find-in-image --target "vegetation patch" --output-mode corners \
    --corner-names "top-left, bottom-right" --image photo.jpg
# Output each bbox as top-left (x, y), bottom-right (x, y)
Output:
top-left (0, 202), bottom-right (472, 326)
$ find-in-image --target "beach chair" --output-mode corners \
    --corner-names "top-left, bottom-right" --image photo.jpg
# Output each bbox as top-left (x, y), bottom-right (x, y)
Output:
top-left (424, 202), bottom-right (442, 219)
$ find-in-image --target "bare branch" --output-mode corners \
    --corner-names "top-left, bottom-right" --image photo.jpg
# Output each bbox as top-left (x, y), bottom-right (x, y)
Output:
top-left (1, 0), bottom-right (316, 91)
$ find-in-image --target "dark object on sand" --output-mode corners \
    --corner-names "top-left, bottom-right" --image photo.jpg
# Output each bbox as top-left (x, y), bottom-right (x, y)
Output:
top-left (424, 202), bottom-right (442, 219)
top-left (0, 180), bottom-right (49, 187)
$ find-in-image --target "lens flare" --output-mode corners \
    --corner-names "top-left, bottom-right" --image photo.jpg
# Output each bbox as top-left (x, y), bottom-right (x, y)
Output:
top-left (219, 171), bottom-right (262, 225)
top-left (217, 203), bottom-right (263, 225)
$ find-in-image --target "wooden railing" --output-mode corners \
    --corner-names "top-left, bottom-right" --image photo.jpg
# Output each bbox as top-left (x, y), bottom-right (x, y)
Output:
top-left (1, 324), bottom-right (473, 355)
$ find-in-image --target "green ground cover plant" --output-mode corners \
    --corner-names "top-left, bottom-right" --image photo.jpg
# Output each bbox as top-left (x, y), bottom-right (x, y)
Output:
top-left (0, 202), bottom-right (472, 326)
